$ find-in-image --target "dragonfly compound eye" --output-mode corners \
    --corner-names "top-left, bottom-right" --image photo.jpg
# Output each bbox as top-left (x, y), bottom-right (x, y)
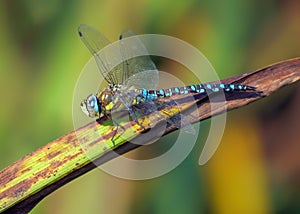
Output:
top-left (88, 94), bottom-right (98, 110)
top-left (81, 94), bottom-right (100, 118)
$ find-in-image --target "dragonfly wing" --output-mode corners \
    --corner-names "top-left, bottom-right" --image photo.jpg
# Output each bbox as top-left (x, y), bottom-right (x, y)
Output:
top-left (118, 29), bottom-right (159, 89)
top-left (78, 24), bottom-right (121, 84)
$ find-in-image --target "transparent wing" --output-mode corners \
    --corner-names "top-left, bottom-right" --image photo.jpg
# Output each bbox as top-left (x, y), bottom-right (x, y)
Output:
top-left (78, 24), bottom-right (159, 88)
top-left (119, 29), bottom-right (159, 89)
top-left (78, 24), bottom-right (121, 84)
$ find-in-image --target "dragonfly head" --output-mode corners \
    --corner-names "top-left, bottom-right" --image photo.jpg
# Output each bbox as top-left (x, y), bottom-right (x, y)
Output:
top-left (80, 94), bottom-right (101, 118)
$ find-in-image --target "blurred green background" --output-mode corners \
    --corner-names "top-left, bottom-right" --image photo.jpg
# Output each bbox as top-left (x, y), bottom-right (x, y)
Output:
top-left (1, 0), bottom-right (300, 213)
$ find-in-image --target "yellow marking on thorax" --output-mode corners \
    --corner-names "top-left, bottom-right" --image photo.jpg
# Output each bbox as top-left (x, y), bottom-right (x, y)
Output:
top-left (132, 98), bottom-right (138, 105)
top-left (105, 102), bottom-right (114, 112)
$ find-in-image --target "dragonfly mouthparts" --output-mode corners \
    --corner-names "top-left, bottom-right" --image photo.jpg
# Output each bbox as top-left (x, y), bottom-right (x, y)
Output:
top-left (80, 101), bottom-right (90, 117)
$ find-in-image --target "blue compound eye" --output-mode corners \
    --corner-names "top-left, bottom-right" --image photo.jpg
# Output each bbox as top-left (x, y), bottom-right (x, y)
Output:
top-left (87, 94), bottom-right (99, 113)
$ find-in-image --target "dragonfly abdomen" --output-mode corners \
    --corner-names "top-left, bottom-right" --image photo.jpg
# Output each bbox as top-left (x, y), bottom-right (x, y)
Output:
top-left (135, 83), bottom-right (255, 104)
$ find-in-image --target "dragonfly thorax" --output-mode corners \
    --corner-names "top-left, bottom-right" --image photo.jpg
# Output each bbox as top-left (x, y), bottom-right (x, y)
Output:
top-left (97, 85), bottom-right (117, 114)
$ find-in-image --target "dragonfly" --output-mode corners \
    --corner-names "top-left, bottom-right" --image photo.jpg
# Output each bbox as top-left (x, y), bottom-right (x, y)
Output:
top-left (78, 24), bottom-right (256, 140)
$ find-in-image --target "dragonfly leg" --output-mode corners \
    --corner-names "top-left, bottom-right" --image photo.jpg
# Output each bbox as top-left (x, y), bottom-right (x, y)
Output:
top-left (118, 93), bottom-right (147, 130)
top-left (111, 119), bottom-right (126, 146)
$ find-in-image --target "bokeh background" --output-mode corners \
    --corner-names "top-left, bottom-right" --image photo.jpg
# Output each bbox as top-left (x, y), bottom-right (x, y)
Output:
top-left (1, 0), bottom-right (300, 213)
